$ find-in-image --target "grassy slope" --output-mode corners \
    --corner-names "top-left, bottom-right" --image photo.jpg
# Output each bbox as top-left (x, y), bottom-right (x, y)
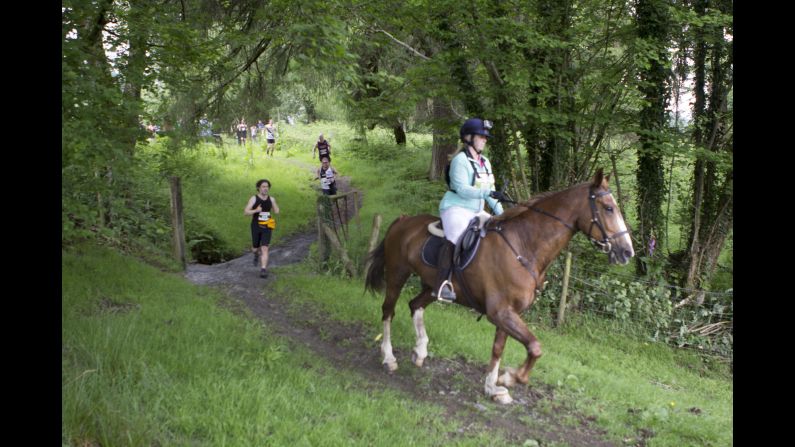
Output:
top-left (62, 244), bottom-right (500, 446)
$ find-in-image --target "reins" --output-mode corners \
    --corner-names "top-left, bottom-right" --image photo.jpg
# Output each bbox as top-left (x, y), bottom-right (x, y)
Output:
top-left (489, 186), bottom-right (628, 269)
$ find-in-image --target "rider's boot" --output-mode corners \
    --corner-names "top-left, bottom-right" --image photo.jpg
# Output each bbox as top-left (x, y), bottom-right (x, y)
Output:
top-left (435, 240), bottom-right (457, 303)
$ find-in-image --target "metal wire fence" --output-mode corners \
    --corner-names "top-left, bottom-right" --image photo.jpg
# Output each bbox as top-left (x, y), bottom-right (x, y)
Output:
top-left (527, 248), bottom-right (733, 364)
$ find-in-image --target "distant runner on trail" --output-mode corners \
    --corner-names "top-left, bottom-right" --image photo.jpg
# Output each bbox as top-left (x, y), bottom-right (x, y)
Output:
top-left (316, 157), bottom-right (338, 196)
top-left (312, 133), bottom-right (331, 162)
top-left (243, 179), bottom-right (280, 278)
top-left (265, 119), bottom-right (277, 156)
top-left (236, 118), bottom-right (248, 146)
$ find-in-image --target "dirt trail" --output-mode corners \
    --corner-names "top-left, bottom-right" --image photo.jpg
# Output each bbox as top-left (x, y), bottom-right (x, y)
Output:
top-left (185, 163), bottom-right (621, 446)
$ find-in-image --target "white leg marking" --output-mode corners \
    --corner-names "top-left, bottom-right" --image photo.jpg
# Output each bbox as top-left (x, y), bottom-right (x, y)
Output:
top-left (484, 360), bottom-right (512, 403)
top-left (381, 320), bottom-right (398, 371)
top-left (412, 308), bottom-right (429, 367)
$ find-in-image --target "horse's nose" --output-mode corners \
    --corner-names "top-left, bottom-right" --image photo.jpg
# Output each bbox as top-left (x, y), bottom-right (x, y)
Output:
top-left (624, 249), bottom-right (634, 259)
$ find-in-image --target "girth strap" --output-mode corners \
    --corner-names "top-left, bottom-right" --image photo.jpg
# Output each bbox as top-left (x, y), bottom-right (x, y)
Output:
top-left (453, 267), bottom-right (487, 315)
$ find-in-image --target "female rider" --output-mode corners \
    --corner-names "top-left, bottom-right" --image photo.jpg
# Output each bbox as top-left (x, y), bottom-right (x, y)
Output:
top-left (436, 118), bottom-right (508, 302)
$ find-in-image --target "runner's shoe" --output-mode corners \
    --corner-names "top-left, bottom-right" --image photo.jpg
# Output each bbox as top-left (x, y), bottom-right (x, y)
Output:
top-left (253, 251), bottom-right (259, 266)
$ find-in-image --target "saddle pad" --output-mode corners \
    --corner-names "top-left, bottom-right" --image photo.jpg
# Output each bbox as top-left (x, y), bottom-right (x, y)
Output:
top-left (421, 225), bottom-right (483, 271)
top-left (421, 234), bottom-right (446, 267)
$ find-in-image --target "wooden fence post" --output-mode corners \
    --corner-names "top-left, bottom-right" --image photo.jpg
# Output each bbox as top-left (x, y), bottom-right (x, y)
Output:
top-left (363, 214), bottom-right (382, 275)
top-left (321, 223), bottom-right (357, 277)
top-left (169, 176), bottom-right (187, 270)
top-left (557, 251), bottom-right (572, 327)
top-left (353, 190), bottom-right (361, 231)
top-left (317, 200), bottom-right (330, 263)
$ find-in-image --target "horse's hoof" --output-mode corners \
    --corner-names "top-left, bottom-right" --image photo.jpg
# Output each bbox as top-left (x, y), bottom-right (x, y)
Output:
top-left (492, 393), bottom-right (513, 405)
top-left (383, 361), bottom-right (398, 373)
top-left (411, 351), bottom-right (424, 368)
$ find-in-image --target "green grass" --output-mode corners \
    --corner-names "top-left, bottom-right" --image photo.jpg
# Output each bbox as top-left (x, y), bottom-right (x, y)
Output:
top-left (62, 244), bottom-right (506, 446)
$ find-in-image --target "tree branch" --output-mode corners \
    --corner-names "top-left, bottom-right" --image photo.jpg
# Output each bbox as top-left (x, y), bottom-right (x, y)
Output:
top-left (376, 29), bottom-right (431, 61)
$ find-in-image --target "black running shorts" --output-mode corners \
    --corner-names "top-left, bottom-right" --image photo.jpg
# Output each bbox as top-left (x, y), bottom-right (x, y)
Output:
top-left (251, 223), bottom-right (272, 248)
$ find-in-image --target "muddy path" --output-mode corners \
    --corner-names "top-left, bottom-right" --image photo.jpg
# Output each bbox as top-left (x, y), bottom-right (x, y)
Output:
top-left (185, 166), bottom-right (622, 446)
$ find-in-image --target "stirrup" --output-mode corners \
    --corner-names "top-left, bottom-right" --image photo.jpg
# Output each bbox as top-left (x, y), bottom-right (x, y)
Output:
top-left (435, 280), bottom-right (456, 303)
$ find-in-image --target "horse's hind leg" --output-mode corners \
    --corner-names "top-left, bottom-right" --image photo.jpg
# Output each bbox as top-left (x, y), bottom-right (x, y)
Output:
top-left (380, 269), bottom-right (411, 372)
top-left (494, 308), bottom-right (542, 388)
top-left (408, 287), bottom-right (435, 367)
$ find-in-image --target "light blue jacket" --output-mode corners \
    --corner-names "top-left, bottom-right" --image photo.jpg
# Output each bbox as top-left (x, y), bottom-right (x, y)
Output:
top-left (439, 151), bottom-right (504, 215)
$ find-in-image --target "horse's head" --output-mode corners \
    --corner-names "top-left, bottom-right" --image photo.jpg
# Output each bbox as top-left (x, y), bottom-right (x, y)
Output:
top-left (578, 169), bottom-right (635, 265)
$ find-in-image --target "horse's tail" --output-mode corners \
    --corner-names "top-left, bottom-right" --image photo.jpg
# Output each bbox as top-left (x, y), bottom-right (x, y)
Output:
top-left (364, 238), bottom-right (387, 294)
top-left (364, 217), bottom-right (402, 294)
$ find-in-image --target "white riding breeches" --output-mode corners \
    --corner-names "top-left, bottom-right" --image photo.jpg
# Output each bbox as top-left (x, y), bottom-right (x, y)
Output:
top-left (440, 206), bottom-right (478, 244)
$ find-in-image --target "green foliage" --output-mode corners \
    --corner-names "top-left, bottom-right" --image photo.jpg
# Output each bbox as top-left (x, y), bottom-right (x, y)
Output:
top-left (533, 251), bottom-right (731, 363)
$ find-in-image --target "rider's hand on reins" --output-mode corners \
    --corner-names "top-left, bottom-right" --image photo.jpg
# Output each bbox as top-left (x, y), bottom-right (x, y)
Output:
top-left (489, 190), bottom-right (515, 204)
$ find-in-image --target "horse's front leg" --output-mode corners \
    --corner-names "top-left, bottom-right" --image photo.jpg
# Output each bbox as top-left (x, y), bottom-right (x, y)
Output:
top-left (495, 308), bottom-right (542, 387)
top-left (409, 288), bottom-right (435, 367)
top-left (485, 328), bottom-right (513, 404)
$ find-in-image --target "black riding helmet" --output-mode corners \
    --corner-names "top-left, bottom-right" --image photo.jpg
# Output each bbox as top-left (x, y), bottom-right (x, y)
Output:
top-left (459, 118), bottom-right (493, 142)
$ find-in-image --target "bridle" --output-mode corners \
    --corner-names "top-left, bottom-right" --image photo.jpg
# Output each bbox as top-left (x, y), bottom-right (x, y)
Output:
top-left (521, 187), bottom-right (629, 254)
top-left (585, 188), bottom-right (629, 253)
top-left (487, 185), bottom-right (630, 280)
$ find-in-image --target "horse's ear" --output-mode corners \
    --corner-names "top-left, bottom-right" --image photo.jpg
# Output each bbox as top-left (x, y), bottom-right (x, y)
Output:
top-left (592, 168), bottom-right (604, 188)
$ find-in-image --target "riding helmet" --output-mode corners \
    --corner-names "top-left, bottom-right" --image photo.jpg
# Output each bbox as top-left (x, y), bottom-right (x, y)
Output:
top-left (459, 118), bottom-right (493, 141)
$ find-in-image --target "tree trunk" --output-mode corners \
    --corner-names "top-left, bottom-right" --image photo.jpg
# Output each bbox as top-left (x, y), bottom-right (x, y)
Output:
top-left (304, 99), bottom-right (317, 123)
top-left (683, 0), bottom-right (733, 290)
top-left (393, 122), bottom-right (406, 145)
top-left (634, 0), bottom-right (671, 274)
top-left (428, 98), bottom-right (458, 181)
top-left (700, 170), bottom-right (732, 283)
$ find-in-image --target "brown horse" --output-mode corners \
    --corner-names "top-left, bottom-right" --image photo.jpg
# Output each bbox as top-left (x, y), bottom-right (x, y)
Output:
top-left (364, 169), bottom-right (634, 404)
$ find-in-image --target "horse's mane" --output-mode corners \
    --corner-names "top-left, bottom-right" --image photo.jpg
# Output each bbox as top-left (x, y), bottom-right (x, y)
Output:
top-left (491, 181), bottom-right (591, 223)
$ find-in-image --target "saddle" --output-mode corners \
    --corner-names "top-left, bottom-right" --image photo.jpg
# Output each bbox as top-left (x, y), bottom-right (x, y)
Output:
top-left (422, 211), bottom-right (491, 270)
